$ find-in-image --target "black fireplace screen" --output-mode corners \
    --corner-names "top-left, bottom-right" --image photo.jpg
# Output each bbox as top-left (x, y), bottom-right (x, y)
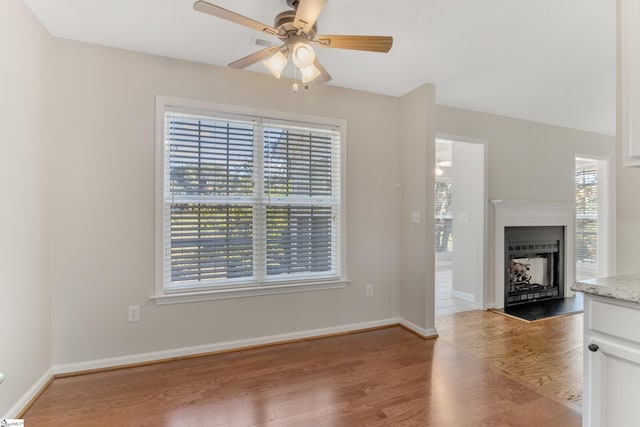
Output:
top-left (505, 227), bottom-right (564, 307)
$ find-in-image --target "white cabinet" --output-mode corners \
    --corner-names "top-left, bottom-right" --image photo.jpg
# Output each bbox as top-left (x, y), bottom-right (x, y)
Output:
top-left (583, 294), bottom-right (640, 426)
top-left (621, 0), bottom-right (640, 166)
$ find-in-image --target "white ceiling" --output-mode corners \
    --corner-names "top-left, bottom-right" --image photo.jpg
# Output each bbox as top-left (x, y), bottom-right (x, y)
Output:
top-left (23, 0), bottom-right (616, 135)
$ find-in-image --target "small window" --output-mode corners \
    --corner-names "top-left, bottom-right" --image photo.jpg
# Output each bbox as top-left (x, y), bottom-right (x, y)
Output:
top-left (575, 165), bottom-right (598, 267)
top-left (575, 156), bottom-right (610, 281)
top-left (155, 98), bottom-right (346, 302)
top-left (435, 179), bottom-right (453, 254)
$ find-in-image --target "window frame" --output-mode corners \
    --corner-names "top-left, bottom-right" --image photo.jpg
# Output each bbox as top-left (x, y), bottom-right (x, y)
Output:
top-left (434, 176), bottom-right (453, 254)
top-left (574, 155), bottom-right (612, 282)
top-left (575, 167), bottom-right (598, 267)
top-left (153, 96), bottom-right (348, 304)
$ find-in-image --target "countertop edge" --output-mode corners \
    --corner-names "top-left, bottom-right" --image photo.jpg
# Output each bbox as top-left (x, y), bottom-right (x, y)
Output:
top-left (572, 279), bottom-right (640, 305)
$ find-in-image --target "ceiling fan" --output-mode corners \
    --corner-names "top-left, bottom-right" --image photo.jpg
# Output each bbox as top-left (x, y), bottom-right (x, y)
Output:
top-left (193, 0), bottom-right (393, 86)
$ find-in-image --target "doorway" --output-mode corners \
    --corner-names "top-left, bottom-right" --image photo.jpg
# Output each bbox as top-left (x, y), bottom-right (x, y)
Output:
top-left (434, 138), bottom-right (485, 316)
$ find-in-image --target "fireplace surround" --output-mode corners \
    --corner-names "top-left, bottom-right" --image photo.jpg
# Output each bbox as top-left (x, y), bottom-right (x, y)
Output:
top-left (491, 200), bottom-right (575, 310)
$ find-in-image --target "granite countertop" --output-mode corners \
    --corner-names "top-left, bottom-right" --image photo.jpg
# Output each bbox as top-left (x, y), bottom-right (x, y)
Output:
top-left (572, 273), bottom-right (640, 304)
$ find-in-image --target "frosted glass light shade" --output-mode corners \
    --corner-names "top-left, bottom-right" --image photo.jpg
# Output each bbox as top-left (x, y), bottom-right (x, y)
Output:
top-left (299, 63), bottom-right (321, 83)
top-left (292, 43), bottom-right (315, 68)
top-left (263, 51), bottom-right (288, 79)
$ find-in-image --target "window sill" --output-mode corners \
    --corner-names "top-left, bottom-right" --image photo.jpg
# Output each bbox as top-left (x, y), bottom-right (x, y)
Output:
top-left (150, 279), bottom-right (350, 305)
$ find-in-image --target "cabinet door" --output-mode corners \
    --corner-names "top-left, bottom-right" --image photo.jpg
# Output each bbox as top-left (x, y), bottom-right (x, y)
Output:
top-left (621, 0), bottom-right (640, 166)
top-left (587, 335), bottom-right (640, 426)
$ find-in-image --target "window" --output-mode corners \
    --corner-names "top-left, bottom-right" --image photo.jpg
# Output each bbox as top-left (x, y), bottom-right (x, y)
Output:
top-left (434, 178), bottom-right (453, 254)
top-left (575, 166), bottom-right (598, 268)
top-left (155, 98), bottom-right (346, 302)
top-left (576, 169), bottom-right (598, 266)
top-left (575, 156), bottom-right (610, 281)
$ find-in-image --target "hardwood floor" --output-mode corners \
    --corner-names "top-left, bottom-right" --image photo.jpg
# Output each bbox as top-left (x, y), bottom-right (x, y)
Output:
top-left (436, 310), bottom-right (583, 406)
top-left (23, 314), bottom-right (582, 426)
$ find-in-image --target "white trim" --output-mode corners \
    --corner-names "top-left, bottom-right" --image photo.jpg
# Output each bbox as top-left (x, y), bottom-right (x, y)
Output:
top-left (3, 368), bottom-right (53, 419)
top-left (52, 318), bottom-right (404, 375)
top-left (7, 318), bottom-right (433, 415)
top-left (154, 96), bottom-right (349, 302)
top-left (151, 279), bottom-right (350, 305)
top-left (435, 135), bottom-right (488, 310)
top-left (574, 154), bottom-right (614, 279)
top-left (399, 318), bottom-right (438, 338)
top-left (491, 200), bottom-right (576, 309)
top-left (450, 289), bottom-right (475, 302)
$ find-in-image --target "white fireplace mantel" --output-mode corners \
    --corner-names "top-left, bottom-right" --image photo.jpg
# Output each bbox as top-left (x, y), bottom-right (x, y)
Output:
top-left (491, 200), bottom-right (576, 309)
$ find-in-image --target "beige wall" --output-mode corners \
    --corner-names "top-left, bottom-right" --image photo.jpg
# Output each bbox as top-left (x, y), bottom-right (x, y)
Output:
top-left (46, 39), bottom-right (408, 364)
top-left (437, 105), bottom-right (616, 306)
top-left (397, 85), bottom-right (437, 332)
top-left (451, 142), bottom-right (484, 299)
top-left (437, 105), bottom-right (616, 203)
top-left (0, 0), bottom-right (52, 416)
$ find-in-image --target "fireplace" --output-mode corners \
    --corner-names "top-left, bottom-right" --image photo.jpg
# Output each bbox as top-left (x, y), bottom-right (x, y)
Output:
top-left (504, 226), bottom-right (564, 307)
top-left (491, 200), bottom-right (575, 310)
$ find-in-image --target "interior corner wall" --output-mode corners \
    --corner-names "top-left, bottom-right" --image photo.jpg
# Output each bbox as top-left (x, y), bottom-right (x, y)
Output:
top-left (436, 105), bottom-right (616, 306)
top-left (0, 0), bottom-right (52, 416)
top-left (46, 38), bottom-right (401, 365)
top-left (396, 84), bottom-right (436, 332)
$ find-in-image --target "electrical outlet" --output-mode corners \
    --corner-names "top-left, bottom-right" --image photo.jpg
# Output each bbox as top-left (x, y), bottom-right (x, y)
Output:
top-left (128, 305), bottom-right (140, 323)
top-left (366, 283), bottom-right (373, 297)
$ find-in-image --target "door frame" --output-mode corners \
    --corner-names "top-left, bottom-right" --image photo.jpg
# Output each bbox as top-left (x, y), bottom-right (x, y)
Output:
top-left (436, 134), bottom-right (488, 310)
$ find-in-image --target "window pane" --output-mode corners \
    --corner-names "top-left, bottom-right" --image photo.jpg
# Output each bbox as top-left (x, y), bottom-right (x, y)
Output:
top-left (266, 206), bottom-right (333, 277)
top-left (167, 114), bottom-right (254, 197)
top-left (170, 204), bottom-right (253, 284)
top-left (435, 180), bottom-right (453, 253)
top-left (264, 127), bottom-right (333, 197)
top-left (575, 167), bottom-right (598, 266)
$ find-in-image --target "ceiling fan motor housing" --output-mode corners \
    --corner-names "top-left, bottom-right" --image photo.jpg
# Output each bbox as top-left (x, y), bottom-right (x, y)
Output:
top-left (274, 10), bottom-right (317, 38)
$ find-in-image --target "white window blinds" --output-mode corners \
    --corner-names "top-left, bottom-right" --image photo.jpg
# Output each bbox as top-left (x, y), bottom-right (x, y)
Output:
top-left (575, 168), bottom-right (598, 266)
top-left (162, 109), bottom-right (341, 292)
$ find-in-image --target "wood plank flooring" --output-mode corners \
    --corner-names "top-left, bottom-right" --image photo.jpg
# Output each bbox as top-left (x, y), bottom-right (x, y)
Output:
top-left (23, 312), bottom-right (582, 426)
top-left (436, 310), bottom-right (583, 406)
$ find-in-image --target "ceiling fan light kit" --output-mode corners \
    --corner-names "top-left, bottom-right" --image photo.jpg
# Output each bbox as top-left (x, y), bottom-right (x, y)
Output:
top-left (262, 50), bottom-right (288, 78)
top-left (193, 0), bottom-right (393, 88)
top-left (299, 63), bottom-right (322, 83)
top-left (292, 42), bottom-right (315, 68)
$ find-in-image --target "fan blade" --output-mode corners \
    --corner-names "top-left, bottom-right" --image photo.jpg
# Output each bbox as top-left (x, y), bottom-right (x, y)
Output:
top-left (229, 46), bottom-right (279, 69)
top-left (317, 35), bottom-right (393, 53)
top-left (194, 1), bottom-right (278, 36)
top-left (294, 0), bottom-right (327, 33)
top-left (313, 58), bottom-right (332, 83)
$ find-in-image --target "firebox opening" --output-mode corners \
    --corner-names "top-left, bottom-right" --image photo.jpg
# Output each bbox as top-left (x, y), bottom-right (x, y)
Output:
top-left (504, 226), bottom-right (564, 308)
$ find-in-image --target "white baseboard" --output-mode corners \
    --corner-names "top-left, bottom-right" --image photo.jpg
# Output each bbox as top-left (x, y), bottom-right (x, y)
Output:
top-left (451, 289), bottom-right (475, 302)
top-left (399, 318), bottom-right (438, 338)
top-left (9, 317), bottom-right (438, 417)
top-left (52, 318), bottom-right (404, 375)
top-left (4, 367), bottom-right (53, 419)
